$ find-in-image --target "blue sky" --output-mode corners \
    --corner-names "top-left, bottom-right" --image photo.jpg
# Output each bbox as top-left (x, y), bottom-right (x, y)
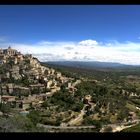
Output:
top-left (1, 5), bottom-right (140, 65)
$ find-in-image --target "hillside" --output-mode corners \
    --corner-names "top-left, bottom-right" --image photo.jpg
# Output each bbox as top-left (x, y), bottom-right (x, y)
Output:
top-left (0, 47), bottom-right (81, 132)
top-left (42, 62), bottom-right (140, 132)
top-left (1, 47), bottom-right (140, 132)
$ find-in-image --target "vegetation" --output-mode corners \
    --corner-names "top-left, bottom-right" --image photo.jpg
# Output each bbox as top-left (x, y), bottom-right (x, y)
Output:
top-left (43, 89), bottom-right (84, 112)
top-left (0, 102), bottom-right (11, 113)
top-left (27, 110), bottom-right (41, 125)
top-left (40, 62), bottom-right (140, 132)
top-left (0, 115), bottom-right (37, 132)
top-left (2, 61), bottom-right (140, 132)
top-left (122, 123), bottom-right (140, 132)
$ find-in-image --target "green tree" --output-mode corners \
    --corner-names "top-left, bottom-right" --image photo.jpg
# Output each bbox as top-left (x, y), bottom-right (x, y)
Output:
top-left (104, 126), bottom-right (113, 132)
top-left (0, 115), bottom-right (36, 132)
top-left (27, 110), bottom-right (41, 125)
top-left (72, 102), bottom-right (84, 112)
top-left (0, 103), bottom-right (11, 113)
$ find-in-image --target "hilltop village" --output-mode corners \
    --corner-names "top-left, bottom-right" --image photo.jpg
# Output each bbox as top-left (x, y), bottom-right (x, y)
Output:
top-left (1, 47), bottom-right (140, 132)
top-left (0, 47), bottom-right (81, 115)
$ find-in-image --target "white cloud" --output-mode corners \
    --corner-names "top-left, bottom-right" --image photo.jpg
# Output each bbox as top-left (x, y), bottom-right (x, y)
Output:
top-left (79, 39), bottom-right (98, 46)
top-left (1, 39), bottom-right (140, 65)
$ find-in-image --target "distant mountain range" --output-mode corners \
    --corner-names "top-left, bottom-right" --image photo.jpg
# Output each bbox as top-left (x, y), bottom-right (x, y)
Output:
top-left (43, 61), bottom-right (140, 69)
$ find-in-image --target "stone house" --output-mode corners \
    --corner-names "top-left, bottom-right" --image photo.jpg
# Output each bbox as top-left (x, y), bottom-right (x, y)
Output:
top-left (0, 48), bottom-right (3, 54)
top-left (39, 66), bottom-right (47, 74)
top-left (56, 72), bottom-right (62, 78)
top-left (13, 54), bottom-right (23, 64)
top-left (1, 95), bottom-right (16, 104)
top-left (46, 80), bottom-right (53, 88)
top-left (18, 86), bottom-right (31, 95)
top-left (0, 55), bottom-right (4, 61)
top-left (50, 69), bottom-right (55, 75)
top-left (51, 87), bottom-right (60, 93)
top-left (68, 82), bottom-right (72, 88)
top-left (15, 100), bottom-right (23, 108)
top-left (72, 80), bottom-right (81, 87)
top-left (10, 65), bottom-right (21, 80)
top-left (0, 85), bottom-right (8, 95)
top-left (6, 72), bottom-right (10, 78)
top-left (30, 57), bottom-right (40, 68)
top-left (46, 92), bottom-right (54, 97)
top-left (14, 57), bottom-right (18, 64)
top-left (68, 87), bottom-right (76, 93)
top-left (46, 69), bottom-right (51, 75)
top-left (6, 83), bottom-right (14, 94)
top-left (83, 95), bottom-right (92, 104)
top-left (12, 86), bottom-right (30, 97)
top-left (22, 100), bottom-right (31, 110)
top-left (16, 54), bottom-right (24, 61)
top-left (128, 111), bottom-right (137, 121)
top-left (29, 84), bottom-right (45, 93)
top-left (0, 54), bottom-right (7, 64)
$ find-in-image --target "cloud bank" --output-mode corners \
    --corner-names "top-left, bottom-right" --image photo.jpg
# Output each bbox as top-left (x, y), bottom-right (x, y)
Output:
top-left (79, 39), bottom-right (98, 46)
top-left (1, 39), bottom-right (140, 65)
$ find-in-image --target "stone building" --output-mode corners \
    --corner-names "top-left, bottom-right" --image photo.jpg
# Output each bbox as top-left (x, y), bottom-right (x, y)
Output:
top-left (50, 69), bottom-right (55, 75)
top-left (47, 80), bottom-right (53, 88)
top-left (7, 83), bottom-right (14, 94)
top-left (0, 85), bottom-right (7, 94)
top-left (29, 57), bottom-right (40, 68)
top-left (1, 95), bottom-right (16, 104)
top-left (10, 65), bottom-right (21, 80)
top-left (0, 55), bottom-right (7, 64)
top-left (56, 72), bottom-right (62, 78)
top-left (14, 54), bottom-right (24, 64)
top-left (0, 48), bottom-right (3, 54)
top-left (3, 46), bottom-right (18, 56)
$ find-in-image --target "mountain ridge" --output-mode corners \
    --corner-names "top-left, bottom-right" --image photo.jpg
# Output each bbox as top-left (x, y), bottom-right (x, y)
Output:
top-left (44, 61), bottom-right (140, 69)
